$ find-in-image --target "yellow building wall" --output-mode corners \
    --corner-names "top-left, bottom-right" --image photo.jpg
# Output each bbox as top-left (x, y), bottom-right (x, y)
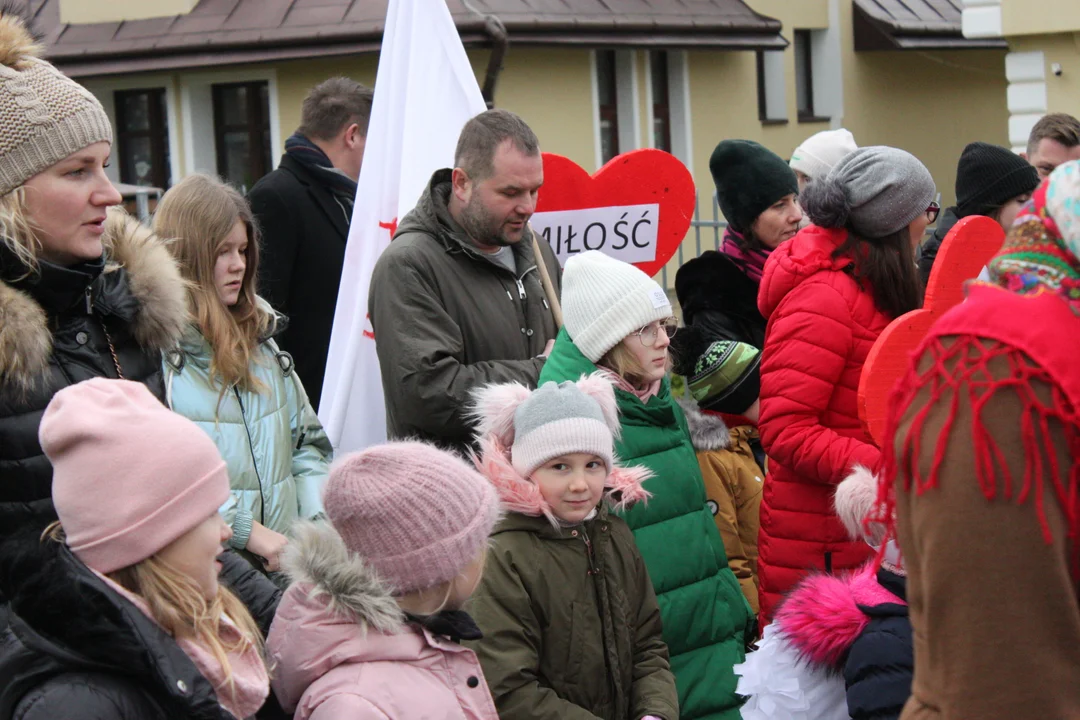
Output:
top-left (59, 0), bottom-right (196, 24)
top-left (1008, 34), bottom-right (1080, 119)
top-left (1002, 1), bottom-right (1080, 36)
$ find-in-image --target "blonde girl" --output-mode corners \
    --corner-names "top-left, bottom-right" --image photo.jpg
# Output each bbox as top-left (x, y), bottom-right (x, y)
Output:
top-left (154, 174), bottom-right (332, 575)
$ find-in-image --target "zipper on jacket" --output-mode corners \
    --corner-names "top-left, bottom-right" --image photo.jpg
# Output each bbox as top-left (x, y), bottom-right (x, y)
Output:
top-left (515, 276), bottom-right (526, 301)
top-left (581, 526), bottom-right (600, 576)
top-left (84, 286), bottom-right (93, 314)
top-left (234, 387), bottom-right (268, 526)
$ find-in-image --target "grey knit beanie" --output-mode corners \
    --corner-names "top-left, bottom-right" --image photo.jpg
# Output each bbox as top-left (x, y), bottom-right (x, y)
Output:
top-left (801, 146), bottom-right (935, 238)
top-left (0, 15), bottom-right (113, 196)
top-left (512, 379), bottom-right (617, 476)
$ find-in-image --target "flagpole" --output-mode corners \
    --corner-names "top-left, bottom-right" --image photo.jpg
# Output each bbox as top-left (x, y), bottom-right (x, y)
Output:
top-left (529, 225), bottom-right (562, 329)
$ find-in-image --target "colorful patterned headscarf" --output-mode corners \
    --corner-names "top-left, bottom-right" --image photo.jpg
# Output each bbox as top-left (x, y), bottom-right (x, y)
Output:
top-left (989, 159), bottom-right (1080, 311)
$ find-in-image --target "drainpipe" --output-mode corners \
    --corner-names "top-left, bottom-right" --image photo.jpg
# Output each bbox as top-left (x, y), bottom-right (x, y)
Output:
top-left (462, 0), bottom-right (508, 108)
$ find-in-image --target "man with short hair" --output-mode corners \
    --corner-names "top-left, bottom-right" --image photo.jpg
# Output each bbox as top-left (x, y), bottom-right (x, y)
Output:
top-left (249, 76), bottom-right (374, 409)
top-left (1023, 112), bottom-right (1080, 179)
top-left (369, 109), bottom-right (561, 451)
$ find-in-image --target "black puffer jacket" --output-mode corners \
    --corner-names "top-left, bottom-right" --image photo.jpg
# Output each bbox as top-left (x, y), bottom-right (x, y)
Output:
top-left (0, 209), bottom-right (188, 533)
top-left (844, 569), bottom-right (912, 720)
top-left (0, 529), bottom-right (281, 720)
top-left (675, 249), bottom-right (767, 349)
top-left (915, 206), bottom-right (961, 291)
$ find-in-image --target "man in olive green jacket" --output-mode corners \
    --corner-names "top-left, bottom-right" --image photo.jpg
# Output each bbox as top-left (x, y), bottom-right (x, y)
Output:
top-left (369, 110), bottom-right (560, 452)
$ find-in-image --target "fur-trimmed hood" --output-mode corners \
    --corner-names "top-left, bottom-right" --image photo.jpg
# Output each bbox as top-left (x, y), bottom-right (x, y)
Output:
top-left (675, 395), bottom-right (732, 452)
top-left (774, 563), bottom-right (906, 670)
top-left (473, 434), bottom-right (652, 524)
top-left (0, 207), bottom-right (188, 392)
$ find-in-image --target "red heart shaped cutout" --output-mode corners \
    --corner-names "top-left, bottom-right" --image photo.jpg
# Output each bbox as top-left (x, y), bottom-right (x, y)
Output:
top-left (533, 150), bottom-right (696, 278)
top-left (858, 216), bottom-right (1006, 446)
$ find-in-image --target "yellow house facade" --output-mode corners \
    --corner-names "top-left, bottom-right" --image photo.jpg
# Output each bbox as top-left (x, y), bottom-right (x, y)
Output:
top-left (962, 0), bottom-right (1080, 151)
top-left (40, 0), bottom-right (1008, 286)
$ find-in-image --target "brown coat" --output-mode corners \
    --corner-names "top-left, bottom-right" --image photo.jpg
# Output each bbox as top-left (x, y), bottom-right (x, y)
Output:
top-left (679, 398), bottom-right (764, 614)
top-left (891, 334), bottom-right (1080, 720)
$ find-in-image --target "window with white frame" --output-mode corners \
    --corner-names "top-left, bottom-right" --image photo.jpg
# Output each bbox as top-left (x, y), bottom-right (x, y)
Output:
top-left (795, 29), bottom-right (832, 123)
top-left (646, 50), bottom-right (693, 171)
top-left (756, 50), bottom-right (788, 123)
top-left (593, 49), bottom-right (640, 168)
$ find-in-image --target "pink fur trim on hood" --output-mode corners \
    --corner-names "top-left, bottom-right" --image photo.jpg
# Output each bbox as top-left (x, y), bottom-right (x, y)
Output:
top-left (774, 562), bottom-right (905, 669)
top-left (472, 435), bottom-right (652, 523)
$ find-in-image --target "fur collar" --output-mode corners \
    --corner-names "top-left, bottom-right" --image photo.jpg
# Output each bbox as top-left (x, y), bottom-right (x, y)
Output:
top-left (281, 521), bottom-right (404, 634)
top-left (472, 435), bottom-right (652, 525)
top-left (0, 208), bottom-right (188, 392)
top-left (774, 562), bottom-right (906, 669)
top-left (675, 395), bottom-right (731, 451)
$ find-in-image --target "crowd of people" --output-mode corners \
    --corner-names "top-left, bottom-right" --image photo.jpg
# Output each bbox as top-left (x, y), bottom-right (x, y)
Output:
top-left (2, 7), bottom-right (1080, 720)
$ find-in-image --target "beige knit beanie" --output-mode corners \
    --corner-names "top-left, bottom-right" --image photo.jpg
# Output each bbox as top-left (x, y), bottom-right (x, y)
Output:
top-left (0, 14), bottom-right (113, 196)
top-left (562, 250), bottom-right (672, 362)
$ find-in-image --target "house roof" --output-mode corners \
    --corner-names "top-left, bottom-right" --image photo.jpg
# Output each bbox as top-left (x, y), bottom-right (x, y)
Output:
top-left (29, 0), bottom-right (787, 78)
top-left (852, 0), bottom-right (1007, 50)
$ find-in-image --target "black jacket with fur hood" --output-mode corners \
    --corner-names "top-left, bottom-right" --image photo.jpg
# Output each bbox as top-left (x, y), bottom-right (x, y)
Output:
top-left (674, 250), bottom-right (767, 349)
top-left (0, 209), bottom-right (188, 533)
top-left (0, 529), bottom-right (282, 720)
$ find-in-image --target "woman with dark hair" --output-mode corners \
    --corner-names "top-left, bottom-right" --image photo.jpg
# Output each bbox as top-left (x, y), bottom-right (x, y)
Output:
top-left (917, 141), bottom-right (1039, 288)
top-left (675, 140), bottom-right (803, 350)
top-left (755, 146), bottom-right (936, 622)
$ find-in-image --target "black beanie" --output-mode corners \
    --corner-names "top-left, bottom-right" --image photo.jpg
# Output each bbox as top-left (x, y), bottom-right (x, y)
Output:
top-left (954, 141), bottom-right (1039, 218)
top-left (710, 140), bottom-right (798, 233)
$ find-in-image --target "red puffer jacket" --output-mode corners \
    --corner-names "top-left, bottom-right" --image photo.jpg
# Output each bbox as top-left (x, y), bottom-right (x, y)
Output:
top-left (755, 225), bottom-right (889, 622)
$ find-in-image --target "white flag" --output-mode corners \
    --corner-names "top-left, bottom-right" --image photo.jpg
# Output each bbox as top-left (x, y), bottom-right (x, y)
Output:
top-left (319, 0), bottom-right (487, 451)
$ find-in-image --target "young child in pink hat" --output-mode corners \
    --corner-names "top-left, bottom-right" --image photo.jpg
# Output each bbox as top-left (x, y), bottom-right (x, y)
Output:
top-left (267, 441), bottom-right (502, 720)
top-left (0, 378), bottom-right (271, 720)
top-left (466, 373), bottom-right (679, 720)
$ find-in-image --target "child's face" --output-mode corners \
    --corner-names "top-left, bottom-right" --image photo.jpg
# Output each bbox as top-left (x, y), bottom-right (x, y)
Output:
top-left (532, 453), bottom-right (608, 524)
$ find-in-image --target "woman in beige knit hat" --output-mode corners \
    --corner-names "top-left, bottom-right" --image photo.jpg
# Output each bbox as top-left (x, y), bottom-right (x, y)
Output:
top-left (0, 11), bottom-right (188, 533)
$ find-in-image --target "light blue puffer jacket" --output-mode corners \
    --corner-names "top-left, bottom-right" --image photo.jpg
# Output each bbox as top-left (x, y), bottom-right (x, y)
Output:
top-left (164, 326), bottom-right (332, 550)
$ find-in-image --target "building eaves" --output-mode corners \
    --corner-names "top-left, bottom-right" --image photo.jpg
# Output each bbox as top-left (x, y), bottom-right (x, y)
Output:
top-left (852, 0), bottom-right (1007, 50)
top-left (30, 0), bottom-right (787, 78)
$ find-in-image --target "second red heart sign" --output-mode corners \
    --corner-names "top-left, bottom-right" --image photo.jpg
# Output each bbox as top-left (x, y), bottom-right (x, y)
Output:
top-left (531, 149), bottom-right (696, 278)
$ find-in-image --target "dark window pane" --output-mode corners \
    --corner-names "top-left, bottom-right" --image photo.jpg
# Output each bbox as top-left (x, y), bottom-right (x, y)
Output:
top-left (221, 130), bottom-right (253, 188)
top-left (596, 50), bottom-right (616, 106)
top-left (213, 81), bottom-right (271, 190)
top-left (121, 136), bottom-right (154, 186)
top-left (118, 92), bottom-right (150, 132)
top-left (651, 51), bottom-right (671, 152)
top-left (219, 85), bottom-right (249, 126)
top-left (795, 30), bottom-right (814, 117)
top-left (596, 50), bottom-right (619, 164)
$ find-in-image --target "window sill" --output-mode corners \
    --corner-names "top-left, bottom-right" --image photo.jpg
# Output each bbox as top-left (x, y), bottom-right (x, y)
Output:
top-left (760, 118), bottom-right (789, 126)
top-left (797, 115), bottom-right (831, 124)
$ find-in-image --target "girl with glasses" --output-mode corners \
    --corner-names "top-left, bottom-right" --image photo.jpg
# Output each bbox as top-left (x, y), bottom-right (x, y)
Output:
top-left (537, 250), bottom-right (754, 720)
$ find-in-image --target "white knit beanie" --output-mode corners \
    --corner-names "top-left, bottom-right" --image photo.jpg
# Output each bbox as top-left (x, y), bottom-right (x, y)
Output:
top-left (562, 251), bottom-right (672, 363)
top-left (790, 128), bottom-right (857, 182)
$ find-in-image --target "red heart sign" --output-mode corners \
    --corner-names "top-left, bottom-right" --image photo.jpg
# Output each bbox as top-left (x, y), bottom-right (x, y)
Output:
top-left (534, 149), bottom-right (696, 278)
top-left (858, 216), bottom-right (1006, 446)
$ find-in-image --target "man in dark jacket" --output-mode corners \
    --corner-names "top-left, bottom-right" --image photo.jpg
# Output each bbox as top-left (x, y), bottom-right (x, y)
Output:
top-left (249, 77), bottom-right (373, 409)
top-left (368, 110), bottom-right (561, 452)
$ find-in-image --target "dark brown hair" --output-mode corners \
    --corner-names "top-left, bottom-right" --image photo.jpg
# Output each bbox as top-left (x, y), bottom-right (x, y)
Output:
top-left (298, 77), bottom-right (374, 141)
top-left (833, 228), bottom-right (922, 320)
top-left (1026, 113), bottom-right (1080, 156)
top-left (454, 109), bottom-right (539, 181)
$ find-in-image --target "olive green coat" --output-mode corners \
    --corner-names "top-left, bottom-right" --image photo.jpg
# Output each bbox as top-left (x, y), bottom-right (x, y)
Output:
top-left (539, 329), bottom-right (753, 720)
top-left (467, 505), bottom-right (679, 720)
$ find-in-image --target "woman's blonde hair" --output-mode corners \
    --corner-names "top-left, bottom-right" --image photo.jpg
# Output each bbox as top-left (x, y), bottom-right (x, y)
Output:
top-left (153, 174), bottom-right (272, 394)
top-left (43, 522), bottom-right (264, 706)
top-left (599, 339), bottom-right (673, 389)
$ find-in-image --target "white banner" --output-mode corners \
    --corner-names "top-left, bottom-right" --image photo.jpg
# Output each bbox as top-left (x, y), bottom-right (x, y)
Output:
top-left (319, 0), bottom-right (487, 452)
top-left (530, 203), bottom-right (661, 266)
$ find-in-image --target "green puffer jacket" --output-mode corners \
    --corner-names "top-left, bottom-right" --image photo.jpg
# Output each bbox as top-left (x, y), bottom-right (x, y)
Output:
top-left (164, 325), bottom-right (333, 550)
top-left (539, 329), bottom-right (753, 720)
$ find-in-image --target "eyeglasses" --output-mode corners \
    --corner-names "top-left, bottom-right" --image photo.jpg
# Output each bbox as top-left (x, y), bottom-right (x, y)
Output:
top-left (926, 201), bottom-right (941, 224)
top-left (632, 318), bottom-right (679, 347)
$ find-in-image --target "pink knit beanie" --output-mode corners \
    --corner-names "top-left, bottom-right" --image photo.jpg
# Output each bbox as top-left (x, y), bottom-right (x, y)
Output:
top-left (40, 378), bottom-right (230, 574)
top-left (324, 442), bottom-right (501, 595)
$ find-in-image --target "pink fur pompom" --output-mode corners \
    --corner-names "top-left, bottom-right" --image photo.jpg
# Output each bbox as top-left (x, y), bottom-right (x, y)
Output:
top-left (604, 463), bottom-right (652, 513)
top-left (470, 382), bottom-right (532, 446)
top-left (574, 372), bottom-right (622, 439)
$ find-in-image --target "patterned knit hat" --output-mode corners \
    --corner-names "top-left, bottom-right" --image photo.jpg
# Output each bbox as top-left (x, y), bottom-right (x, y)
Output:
top-left (989, 159), bottom-right (1080, 311)
top-left (323, 442), bottom-right (501, 595)
top-left (671, 324), bottom-right (760, 415)
top-left (0, 15), bottom-right (113, 196)
top-left (562, 250), bottom-right (672, 362)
